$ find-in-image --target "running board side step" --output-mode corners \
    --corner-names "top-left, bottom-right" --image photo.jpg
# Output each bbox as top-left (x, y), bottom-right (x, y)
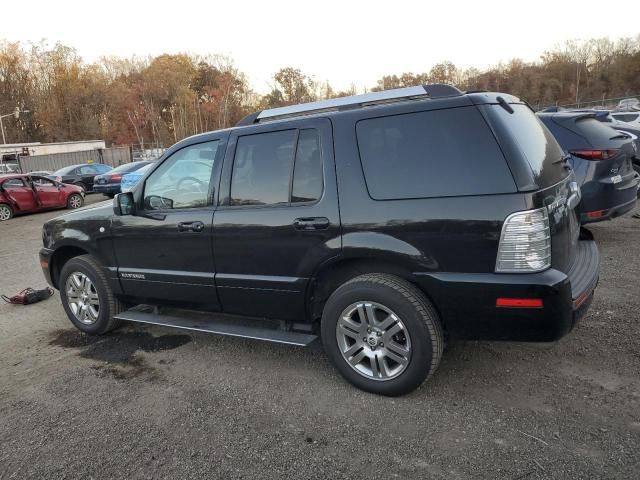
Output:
top-left (114, 308), bottom-right (318, 347)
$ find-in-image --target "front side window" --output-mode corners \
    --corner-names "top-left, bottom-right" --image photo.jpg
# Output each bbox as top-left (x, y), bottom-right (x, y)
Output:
top-left (144, 141), bottom-right (218, 210)
top-left (32, 177), bottom-right (56, 187)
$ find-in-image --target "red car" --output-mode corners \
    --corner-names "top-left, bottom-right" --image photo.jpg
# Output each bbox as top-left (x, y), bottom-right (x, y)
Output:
top-left (0, 174), bottom-right (85, 221)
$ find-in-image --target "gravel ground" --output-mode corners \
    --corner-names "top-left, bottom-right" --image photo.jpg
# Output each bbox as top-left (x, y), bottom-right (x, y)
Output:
top-left (0, 195), bottom-right (639, 479)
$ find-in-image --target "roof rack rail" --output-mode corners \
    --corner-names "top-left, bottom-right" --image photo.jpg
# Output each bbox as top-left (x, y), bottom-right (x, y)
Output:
top-left (235, 84), bottom-right (462, 126)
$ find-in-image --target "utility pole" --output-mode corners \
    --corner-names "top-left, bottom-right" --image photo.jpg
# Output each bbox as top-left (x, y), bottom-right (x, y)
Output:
top-left (0, 108), bottom-right (30, 144)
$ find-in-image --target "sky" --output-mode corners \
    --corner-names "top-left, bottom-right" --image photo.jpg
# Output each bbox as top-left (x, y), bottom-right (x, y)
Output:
top-left (2, 0), bottom-right (639, 93)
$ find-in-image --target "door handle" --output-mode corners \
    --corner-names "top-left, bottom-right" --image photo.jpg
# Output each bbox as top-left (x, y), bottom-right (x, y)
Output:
top-left (293, 217), bottom-right (330, 231)
top-left (178, 221), bottom-right (205, 232)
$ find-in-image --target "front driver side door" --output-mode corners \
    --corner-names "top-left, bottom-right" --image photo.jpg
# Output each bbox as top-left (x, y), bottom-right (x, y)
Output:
top-left (111, 137), bottom-right (225, 309)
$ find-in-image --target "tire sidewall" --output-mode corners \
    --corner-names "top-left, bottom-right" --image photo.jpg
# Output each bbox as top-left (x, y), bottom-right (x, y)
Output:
top-left (0, 203), bottom-right (13, 221)
top-left (59, 257), bottom-right (112, 334)
top-left (321, 280), bottom-right (436, 396)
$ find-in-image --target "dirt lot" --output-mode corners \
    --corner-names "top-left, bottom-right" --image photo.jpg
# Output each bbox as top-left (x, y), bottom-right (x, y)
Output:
top-left (0, 195), bottom-right (639, 479)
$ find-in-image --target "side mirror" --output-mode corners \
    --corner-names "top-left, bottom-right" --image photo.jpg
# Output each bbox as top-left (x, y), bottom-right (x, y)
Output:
top-left (114, 192), bottom-right (135, 216)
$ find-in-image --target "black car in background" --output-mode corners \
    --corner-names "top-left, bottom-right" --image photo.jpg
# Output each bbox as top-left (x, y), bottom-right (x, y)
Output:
top-left (50, 163), bottom-right (113, 192)
top-left (537, 112), bottom-right (638, 223)
top-left (92, 161), bottom-right (152, 197)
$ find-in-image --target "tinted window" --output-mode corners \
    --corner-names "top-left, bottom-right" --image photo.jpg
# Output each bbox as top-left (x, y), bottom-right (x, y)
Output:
top-left (3, 178), bottom-right (25, 188)
top-left (356, 107), bottom-right (515, 200)
top-left (231, 130), bottom-right (296, 206)
top-left (292, 129), bottom-right (323, 203)
top-left (144, 141), bottom-right (218, 210)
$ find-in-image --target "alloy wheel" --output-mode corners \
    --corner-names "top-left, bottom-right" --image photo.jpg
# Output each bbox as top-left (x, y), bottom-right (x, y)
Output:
top-left (65, 272), bottom-right (100, 325)
top-left (336, 301), bottom-right (412, 381)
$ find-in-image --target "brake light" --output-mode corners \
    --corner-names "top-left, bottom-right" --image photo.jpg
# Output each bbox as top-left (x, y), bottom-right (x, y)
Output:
top-left (586, 209), bottom-right (606, 219)
top-left (496, 298), bottom-right (543, 308)
top-left (495, 207), bottom-right (551, 273)
top-left (569, 149), bottom-right (619, 160)
top-left (110, 175), bottom-right (122, 182)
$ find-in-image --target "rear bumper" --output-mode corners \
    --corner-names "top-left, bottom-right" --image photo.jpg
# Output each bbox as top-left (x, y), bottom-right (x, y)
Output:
top-left (413, 239), bottom-right (599, 342)
top-left (93, 184), bottom-right (120, 194)
top-left (580, 174), bottom-right (638, 223)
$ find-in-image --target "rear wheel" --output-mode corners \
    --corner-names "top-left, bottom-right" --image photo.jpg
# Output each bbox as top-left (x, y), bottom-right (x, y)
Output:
top-left (59, 254), bottom-right (126, 335)
top-left (0, 203), bottom-right (13, 221)
top-left (67, 193), bottom-right (84, 209)
top-left (321, 273), bottom-right (444, 396)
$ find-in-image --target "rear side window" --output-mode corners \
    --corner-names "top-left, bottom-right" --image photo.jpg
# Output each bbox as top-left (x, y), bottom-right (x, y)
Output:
top-left (356, 107), bottom-right (515, 200)
top-left (292, 129), bottom-right (323, 203)
top-left (230, 129), bottom-right (323, 206)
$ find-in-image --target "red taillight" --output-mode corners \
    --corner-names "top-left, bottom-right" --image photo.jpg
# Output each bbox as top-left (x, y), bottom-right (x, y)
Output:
top-left (110, 175), bottom-right (122, 182)
top-left (586, 209), bottom-right (606, 219)
top-left (496, 298), bottom-right (544, 308)
top-left (569, 149), bottom-right (619, 161)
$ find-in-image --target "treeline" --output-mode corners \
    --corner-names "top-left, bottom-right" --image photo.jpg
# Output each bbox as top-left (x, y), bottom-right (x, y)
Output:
top-left (1, 36), bottom-right (639, 147)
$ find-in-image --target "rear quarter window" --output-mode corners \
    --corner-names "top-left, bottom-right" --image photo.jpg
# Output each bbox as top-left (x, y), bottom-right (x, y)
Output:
top-left (356, 106), bottom-right (516, 200)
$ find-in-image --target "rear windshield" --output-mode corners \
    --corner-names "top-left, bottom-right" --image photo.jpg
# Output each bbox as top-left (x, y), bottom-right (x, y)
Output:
top-left (356, 106), bottom-right (516, 200)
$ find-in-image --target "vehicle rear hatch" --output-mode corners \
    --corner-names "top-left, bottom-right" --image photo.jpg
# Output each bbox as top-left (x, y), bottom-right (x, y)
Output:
top-left (473, 97), bottom-right (580, 276)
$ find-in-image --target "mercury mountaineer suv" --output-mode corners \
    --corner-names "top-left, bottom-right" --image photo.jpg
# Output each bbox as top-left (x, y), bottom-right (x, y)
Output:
top-left (40, 85), bottom-right (600, 396)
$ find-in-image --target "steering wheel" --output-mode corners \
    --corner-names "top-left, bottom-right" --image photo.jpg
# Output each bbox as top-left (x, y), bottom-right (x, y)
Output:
top-left (176, 176), bottom-right (206, 192)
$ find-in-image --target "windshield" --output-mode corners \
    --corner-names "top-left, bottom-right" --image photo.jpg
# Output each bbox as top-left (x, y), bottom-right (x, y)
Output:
top-left (53, 165), bottom-right (77, 175)
top-left (110, 161), bottom-right (150, 174)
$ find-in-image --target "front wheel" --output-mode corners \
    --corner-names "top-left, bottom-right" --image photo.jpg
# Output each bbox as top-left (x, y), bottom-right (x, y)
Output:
top-left (59, 254), bottom-right (125, 335)
top-left (321, 273), bottom-right (444, 396)
top-left (67, 193), bottom-right (84, 209)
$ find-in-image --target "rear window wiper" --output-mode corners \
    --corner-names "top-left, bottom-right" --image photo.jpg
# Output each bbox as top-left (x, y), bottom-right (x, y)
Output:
top-left (610, 133), bottom-right (630, 140)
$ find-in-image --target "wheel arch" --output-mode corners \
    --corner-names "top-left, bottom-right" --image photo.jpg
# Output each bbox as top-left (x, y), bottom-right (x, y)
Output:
top-left (50, 245), bottom-right (91, 289)
top-left (306, 257), bottom-right (443, 326)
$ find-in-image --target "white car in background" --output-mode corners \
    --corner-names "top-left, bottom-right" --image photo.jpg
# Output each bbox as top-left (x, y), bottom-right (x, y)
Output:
top-left (611, 111), bottom-right (640, 128)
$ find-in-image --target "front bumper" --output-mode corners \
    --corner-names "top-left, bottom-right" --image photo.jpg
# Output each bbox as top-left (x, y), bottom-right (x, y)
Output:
top-left (93, 184), bottom-right (120, 194)
top-left (39, 247), bottom-right (55, 288)
top-left (413, 239), bottom-right (600, 342)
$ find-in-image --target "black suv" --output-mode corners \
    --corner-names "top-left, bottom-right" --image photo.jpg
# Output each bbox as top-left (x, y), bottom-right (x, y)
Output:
top-left (40, 85), bottom-right (600, 396)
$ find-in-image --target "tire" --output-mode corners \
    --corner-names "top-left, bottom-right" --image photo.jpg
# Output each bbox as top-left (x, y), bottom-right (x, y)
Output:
top-left (59, 254), bottom-right (126, 335)
top-left (321, 273), bottom-right (444, 396)
top-left (67, 193), bottom-right (84, 209)
top-left (74, 182), bottom-right (87, 193)
top-left (0, 203), bottom-right (13, 221)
